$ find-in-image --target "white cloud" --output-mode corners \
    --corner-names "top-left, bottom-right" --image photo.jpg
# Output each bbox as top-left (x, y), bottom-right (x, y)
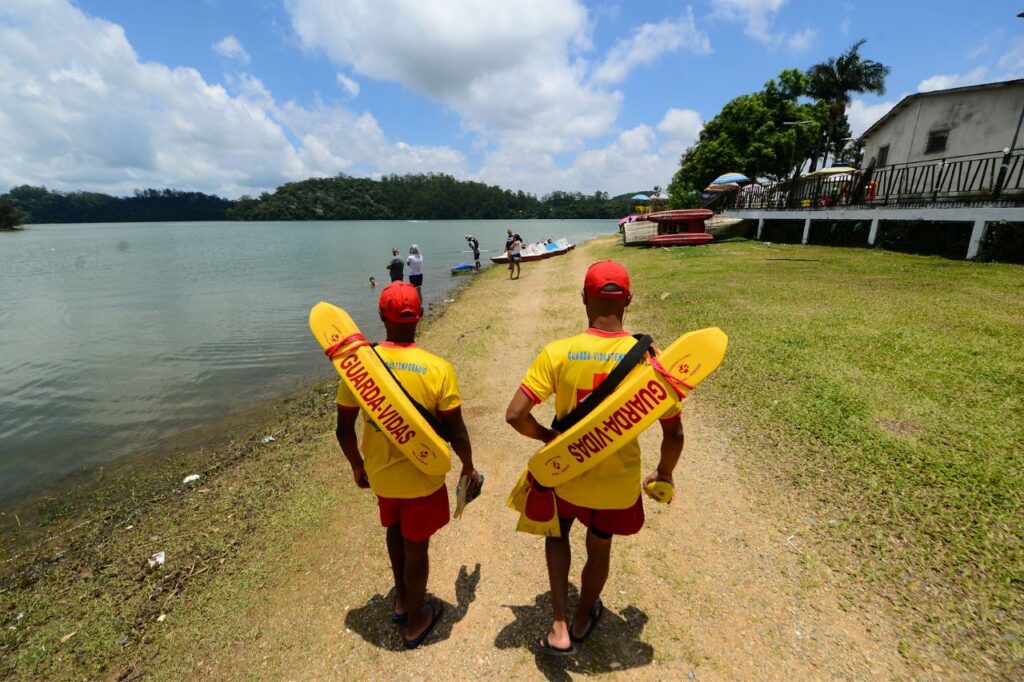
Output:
top-left (591, 8), bottom-right (710, 85)
top-left (712, 0), bottom-right (815, 52)
top-left (0, 0), bottom-right (467, 197)
top-left (917, 66), bottom-right (988, 93)
top-left (786, 27), bottom-right (817, 53)
top-left (213, 35), bottom-right (250, 64)
top-left (336, 72), bottom-right (360, 97)
top-left (285, 0), bottom-right (620, 154)
top-left (657, 108), bottom-right (703, 145)
top-left (846, 98), bottom-right (901, 137)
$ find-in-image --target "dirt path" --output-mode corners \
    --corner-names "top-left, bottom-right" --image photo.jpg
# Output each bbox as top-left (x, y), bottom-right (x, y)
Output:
top-left (180, 246), bottom-right (910, 680)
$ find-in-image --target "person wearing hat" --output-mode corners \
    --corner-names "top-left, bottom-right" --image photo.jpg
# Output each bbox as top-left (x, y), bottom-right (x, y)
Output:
top-left (387, 247), bottom-right (404, 282)
top-left (504, 260), bottom-right (685, 655)
top-left (407, 244), bottom-right (424, 291)
top-left (465, 234), bottom-right (481, 270)
top-left (335, 281), bottom-right (480, 649)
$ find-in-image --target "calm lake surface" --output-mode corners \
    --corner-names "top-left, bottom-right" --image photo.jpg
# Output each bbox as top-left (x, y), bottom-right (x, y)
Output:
top-left (0, 219), bottom-right (612, 505)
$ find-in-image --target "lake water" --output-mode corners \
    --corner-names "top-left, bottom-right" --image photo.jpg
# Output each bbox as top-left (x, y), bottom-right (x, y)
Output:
top-left (0, 219), bottom-right (612, 505)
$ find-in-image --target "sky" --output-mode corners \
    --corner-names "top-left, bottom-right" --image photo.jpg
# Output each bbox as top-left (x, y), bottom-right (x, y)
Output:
top-left (1, 0), bottom-right (1022, 199)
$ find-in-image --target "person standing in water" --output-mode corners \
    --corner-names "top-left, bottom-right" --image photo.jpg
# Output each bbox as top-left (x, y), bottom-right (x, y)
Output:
top-left (387, 248), bottom-right (404, 283)
top-left (407, 245), bottom-right (424, 292)
top-left (466, 235), bottom-right (481, 270)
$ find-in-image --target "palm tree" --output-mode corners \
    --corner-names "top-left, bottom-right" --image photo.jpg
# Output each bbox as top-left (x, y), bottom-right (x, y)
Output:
top-left (805, 39), bottom-right (890, 170)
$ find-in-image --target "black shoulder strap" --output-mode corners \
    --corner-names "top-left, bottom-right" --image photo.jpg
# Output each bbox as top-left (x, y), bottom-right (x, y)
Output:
top-left (370, 345), bottom-right (452, 442)
top-left (550, 334), bottom-right (654, 433)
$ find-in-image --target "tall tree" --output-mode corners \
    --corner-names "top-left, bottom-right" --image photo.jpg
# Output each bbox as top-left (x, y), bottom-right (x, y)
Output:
top-left (667, 70), bottom-right (824, 200)
top-left (805, 39), bottom-right (890, 170)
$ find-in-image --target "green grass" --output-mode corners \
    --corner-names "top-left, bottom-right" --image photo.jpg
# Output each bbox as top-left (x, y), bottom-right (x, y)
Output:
top-left (595, 238), bottom-right (1023, 675)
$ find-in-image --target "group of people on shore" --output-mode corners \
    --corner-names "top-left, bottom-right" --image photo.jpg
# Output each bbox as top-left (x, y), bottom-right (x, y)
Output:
top-left (334, 260), bottom-right (683, 652)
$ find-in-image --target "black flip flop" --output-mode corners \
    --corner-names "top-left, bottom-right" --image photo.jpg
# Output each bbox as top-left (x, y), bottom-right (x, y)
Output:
top-left (391, 595), bottom-right (407, 624)
top-left (536, 633), bottom-right (576, 657)
top-left (403, 599), bottom-right (443, 650)
top-left (569, 598), bottom-right (604, 644)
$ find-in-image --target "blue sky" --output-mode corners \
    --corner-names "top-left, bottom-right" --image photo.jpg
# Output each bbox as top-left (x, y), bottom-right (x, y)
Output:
top-left (1, 1), bottom-right (1021, 198)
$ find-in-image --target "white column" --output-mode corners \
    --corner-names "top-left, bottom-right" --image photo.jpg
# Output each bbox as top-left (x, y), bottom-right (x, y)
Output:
top-left (757, 217), bottom-right (765, 239)
top-left (868, 218), bottom-right (880, 245)
top-left (801, 218), bottom-right (811, 244)
top-left (967, 219), bottom-right (988, 259)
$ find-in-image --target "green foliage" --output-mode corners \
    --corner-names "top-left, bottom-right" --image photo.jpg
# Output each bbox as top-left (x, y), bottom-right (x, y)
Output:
top-left (668, 188), bottom-right (701, 209)
top-left (978, 221), bottom-right (1024, 264)
top-left (226, 173), bottom-right (636, 221)
top-left (667, 69), bottom-right (824, 195)
top-left (2, 185), bottom-right (233, 224)
top-left (805, 40), bottom-right (890, 170)
top-left (0, 196), bottom-right (28, 229)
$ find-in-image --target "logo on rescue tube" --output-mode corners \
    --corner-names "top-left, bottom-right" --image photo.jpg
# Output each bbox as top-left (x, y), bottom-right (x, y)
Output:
top-left (565, 380), bottom-right (669, 464)
top-left (338, 353), bottom-right (417, 445)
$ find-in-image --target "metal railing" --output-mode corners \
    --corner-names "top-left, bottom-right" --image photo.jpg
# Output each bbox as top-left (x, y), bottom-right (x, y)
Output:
top-left (729, 148), bottom-right (1024, 211)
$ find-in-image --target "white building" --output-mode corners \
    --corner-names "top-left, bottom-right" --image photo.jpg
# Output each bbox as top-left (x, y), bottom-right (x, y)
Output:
top-left (861, 79), bottom-right (1024, 168)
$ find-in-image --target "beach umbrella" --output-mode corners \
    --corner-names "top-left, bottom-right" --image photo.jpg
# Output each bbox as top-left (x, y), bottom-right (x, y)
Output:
top-left (631, 194), bottom-right (650, 201)
top-left (824, 173), bottom-right (854, 183)
top-left (711, 172), bottom-right (750, 184)
top-left (703, 182), bottom-right (740, 192)
top-left (802, 166), bottom-right (856, 179)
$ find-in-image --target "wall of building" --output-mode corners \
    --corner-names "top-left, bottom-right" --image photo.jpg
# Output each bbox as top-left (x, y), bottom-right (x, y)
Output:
top-left (862, 84), bottom-right (1024, 167)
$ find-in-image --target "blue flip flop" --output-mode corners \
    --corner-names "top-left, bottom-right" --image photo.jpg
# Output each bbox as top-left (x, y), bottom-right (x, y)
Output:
top-left (403, 599), bottom-right (443, 650)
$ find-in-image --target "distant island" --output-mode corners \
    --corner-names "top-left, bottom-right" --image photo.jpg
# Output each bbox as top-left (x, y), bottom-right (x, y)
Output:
top-left (1, 174), bottom-right (652, 225)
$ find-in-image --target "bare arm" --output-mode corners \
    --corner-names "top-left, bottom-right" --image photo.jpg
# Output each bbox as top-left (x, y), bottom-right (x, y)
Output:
top-left (438, 407), bottom-right (479, 489)
top-left (505, 389), bottom-right (557, 444)
top-left (644, 416), bottom-right (685, 487)
top-left (335, 407), bottom-right (370, 488)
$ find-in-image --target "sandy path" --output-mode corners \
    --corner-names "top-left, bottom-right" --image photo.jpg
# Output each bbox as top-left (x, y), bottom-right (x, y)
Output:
top-left (189, 246), bottom-right (909, 680)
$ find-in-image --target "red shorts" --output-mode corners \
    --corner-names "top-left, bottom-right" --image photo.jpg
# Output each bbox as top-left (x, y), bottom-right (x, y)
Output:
top-left (377, 485), bottom-right (450, 543)
top-left (554, 493), bottom-right (645, 538)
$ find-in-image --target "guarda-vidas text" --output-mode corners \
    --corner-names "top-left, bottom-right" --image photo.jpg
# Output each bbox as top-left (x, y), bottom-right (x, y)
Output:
top-left (339, 354), bottom-right (416, 445)
top-left (566, 379), bottom-right (670, 463)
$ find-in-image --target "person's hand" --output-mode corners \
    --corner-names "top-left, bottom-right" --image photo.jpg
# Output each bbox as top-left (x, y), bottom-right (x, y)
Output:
top-left (643, 468), bottom-right (674, 488)
top-left (352, 465), bottom-right (370, 489)
top-left (460, 466), bottom-right (481, 493)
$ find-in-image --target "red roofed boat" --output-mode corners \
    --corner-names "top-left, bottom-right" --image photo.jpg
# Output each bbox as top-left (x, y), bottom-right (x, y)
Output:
top-left (621, 208), bottom-right (714, 246)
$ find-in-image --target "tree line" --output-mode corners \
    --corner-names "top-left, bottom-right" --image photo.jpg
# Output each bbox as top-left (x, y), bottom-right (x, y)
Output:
top-left (668, 40), bottom-right (889, 203)
top-left (1, 176), bottom-right (647, 225)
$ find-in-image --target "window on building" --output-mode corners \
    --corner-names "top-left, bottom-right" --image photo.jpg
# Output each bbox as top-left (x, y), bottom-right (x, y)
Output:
top-left (925, 130), bottom-right (949, 154)
top-left (877, 145), bottom-right (889, 167)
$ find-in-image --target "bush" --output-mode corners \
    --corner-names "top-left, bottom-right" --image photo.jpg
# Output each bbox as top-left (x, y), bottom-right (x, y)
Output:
top-left (759, 219), bottom-right (805, 244)
top-left (807, 220), bottom-right (870, 247)
top-left (876, 220), bottom-right (971, 259)
top-left (978, 221), bottom-right (1024, 264)
top-left (0, 197), bottom-right (27, 229)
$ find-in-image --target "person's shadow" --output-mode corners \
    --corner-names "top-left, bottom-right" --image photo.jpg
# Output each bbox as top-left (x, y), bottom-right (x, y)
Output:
top-left (344, 563), bottom-right (481, 650)
top-left (494, 587), bottom-right (654, 681)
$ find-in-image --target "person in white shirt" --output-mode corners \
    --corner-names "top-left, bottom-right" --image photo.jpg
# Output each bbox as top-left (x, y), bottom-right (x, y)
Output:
top-left (407, 244), bottom-right (424, 291)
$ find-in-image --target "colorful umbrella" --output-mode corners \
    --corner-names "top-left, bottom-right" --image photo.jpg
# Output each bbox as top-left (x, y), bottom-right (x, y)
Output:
top-left (631, 194), bottom-right (650, 201)
top-left (712, 172), bottom-right (749, 184)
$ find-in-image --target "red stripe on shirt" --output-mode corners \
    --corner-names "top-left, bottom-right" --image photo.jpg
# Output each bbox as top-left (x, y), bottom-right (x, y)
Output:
top-left (519, 384), bottom-right (542, 404)
top-left (584, 327), bottom-right (630, 338)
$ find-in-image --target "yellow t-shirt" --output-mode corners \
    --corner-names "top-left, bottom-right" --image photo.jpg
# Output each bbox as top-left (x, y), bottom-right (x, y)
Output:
top-left (336, 342), bottom-right (461, 499)
top-left (520, 328), bottom-right (680, 509)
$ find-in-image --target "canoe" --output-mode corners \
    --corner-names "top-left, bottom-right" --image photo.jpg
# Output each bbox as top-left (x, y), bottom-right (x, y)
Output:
top-left (490, 238), bottom-right (575, 264)
top-left (450, 263), bottom-right (477, 276)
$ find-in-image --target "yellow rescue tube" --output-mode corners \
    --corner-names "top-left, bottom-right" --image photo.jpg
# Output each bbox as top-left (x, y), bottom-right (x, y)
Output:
top-left (309, 301), bottom-right (451, 476)
top-left (527, 327), bottom-right (727, 487)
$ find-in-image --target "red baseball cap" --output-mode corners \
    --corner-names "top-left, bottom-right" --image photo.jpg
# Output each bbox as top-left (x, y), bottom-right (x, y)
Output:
top-left (378, 281), bottom-right (422, 323)
top-left (584, 260), bottom-right (631, 299)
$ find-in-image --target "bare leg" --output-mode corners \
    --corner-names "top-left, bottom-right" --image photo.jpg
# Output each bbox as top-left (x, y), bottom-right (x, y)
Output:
top-left (543, 521), bottom-right (573, 649)
top-left (386, 524), bottom-right (406, 614)
top-left (402, 536), bottom-right (433, 641)
top-left (571, 530), bottom-right (611, 637)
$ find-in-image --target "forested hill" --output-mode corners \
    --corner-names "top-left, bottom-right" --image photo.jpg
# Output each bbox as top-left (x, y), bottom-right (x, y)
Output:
top-left (2, 174), bottom-right (642, 224)
top-left (227, 174), bottom-right (632, 220)
top-left (3, 186), bottom-right (234, 224)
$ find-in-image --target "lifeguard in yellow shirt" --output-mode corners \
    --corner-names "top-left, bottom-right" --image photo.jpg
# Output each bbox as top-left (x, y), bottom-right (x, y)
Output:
top-left (505, 260), bottom-right (685, 656)
top-left (335, 281), bottom-right (479, 649)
